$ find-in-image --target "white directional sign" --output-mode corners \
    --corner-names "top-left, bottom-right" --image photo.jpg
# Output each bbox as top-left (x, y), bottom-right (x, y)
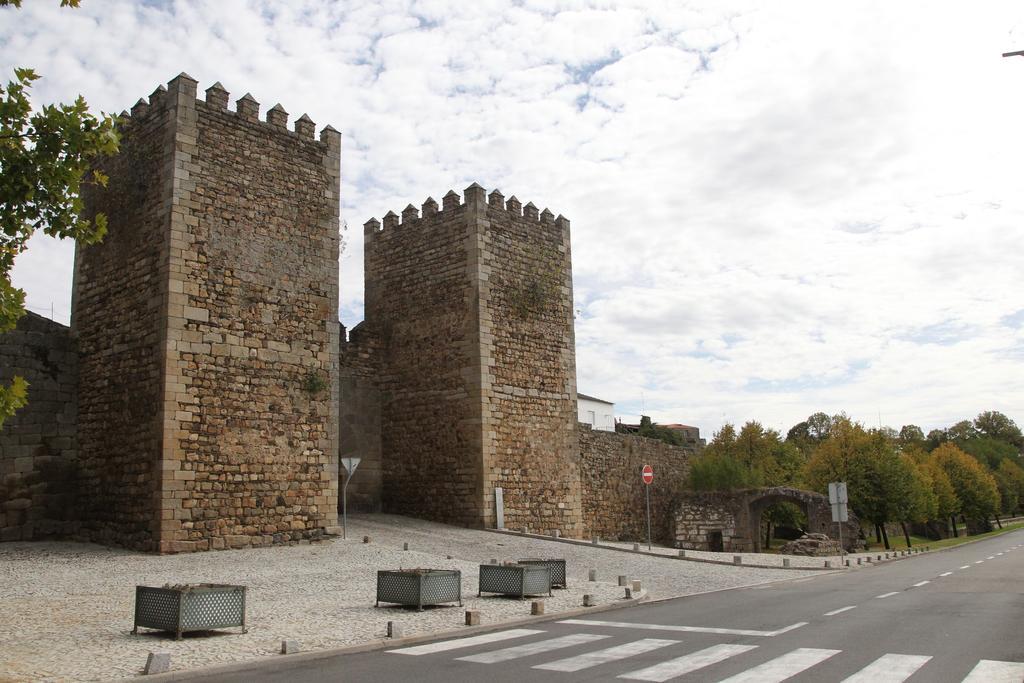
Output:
top-left (829, 481), bottom-right (849, 523)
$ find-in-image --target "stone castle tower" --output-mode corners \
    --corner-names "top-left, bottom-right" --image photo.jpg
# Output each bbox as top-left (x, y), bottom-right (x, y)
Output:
top-left (342, 185), bottom-right (582, 536)
top-left (72, 74), bottom-right (341, 552)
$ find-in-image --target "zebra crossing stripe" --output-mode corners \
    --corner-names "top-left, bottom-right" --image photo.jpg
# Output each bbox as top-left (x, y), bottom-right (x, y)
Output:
top-left (557, 618), bottom-right (806, 637)
top-left (715, 647), bottom-right (840, 683)
top-left (840, 653), bottom-right (932, 682)
top-left (618, 644), bottom-right (758, 682)
top-left (387, 628), bottom-right (544, 655)
top-left (961, 659), bottom-right (1024, 682)
top-left (533, 638), bottom-right (679, 672)
top-left (456, 633), bottom-right (609, 664)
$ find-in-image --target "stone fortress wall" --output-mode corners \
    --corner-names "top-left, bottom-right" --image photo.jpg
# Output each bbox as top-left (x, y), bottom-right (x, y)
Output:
top-left (0, 74), bottom-right (698, 550)
top-left (70, 74), bottom-right (341, 552)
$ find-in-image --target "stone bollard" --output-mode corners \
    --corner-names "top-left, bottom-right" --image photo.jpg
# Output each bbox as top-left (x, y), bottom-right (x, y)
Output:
top-left (583, 594), bottom-right (596, 607)
top-left (550, 529), bottom-right (560, 539)
top-left (387, 621), bottom-right (404, 638)
top-left (866, 556), bottom-right (872, 563)
top-left (825, 560), bottom-right (831, 568)
top-left (144, 652), bottom-right (171, 675)
top-left (588, 569), bottom-right (597, 582)
top-left (678, 550), bottom-right (686, 558)
top-left (844, 559), bottom-right (850, 567)
top-left (877, 555), bottom-right (882, 561)
top-left (490, 558), bottom-right (498, 564)
top-left (633, 543), bottom-right (640, 552)
top-left (363, 535), bottom-right (371, 544)
top-left (281, 640), bottom-right (300, 654)
top-left (625, 587), bottom-right (633, 599)
top-left (618, 575), bottom-right (628, 586)
top-left (531, 601), bottom-right (545, 615)
top-left (733, 555), bottom-right (742, 565)
top-left (592, 536), bottom-right (599, 545)
top-left (782, 558), bottom-right (791, 568)
top-left (465, 611), bottom-right (480, 626)
top-left (632, 579), bottom-right (642, 592)
top-left (403, 542), bottom-right (409, 551)
top-left (857, 558), bottom-right (862, 565)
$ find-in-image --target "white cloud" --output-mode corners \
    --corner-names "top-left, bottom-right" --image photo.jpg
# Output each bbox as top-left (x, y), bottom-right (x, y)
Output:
top-left (4, 0), bottom-right (1023, 438)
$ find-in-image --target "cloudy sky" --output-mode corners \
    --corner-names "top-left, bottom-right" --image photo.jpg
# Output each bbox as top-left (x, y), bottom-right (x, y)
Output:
top-left (4, 0), bottom-right (1023, 438)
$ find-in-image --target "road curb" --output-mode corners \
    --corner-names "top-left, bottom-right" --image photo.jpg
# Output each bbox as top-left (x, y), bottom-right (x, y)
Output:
top-left (484, 528), bottom-right (843, 571)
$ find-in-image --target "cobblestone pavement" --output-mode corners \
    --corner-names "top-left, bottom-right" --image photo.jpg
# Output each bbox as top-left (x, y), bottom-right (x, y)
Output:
top-left (1, 514), bottom-right (825, 682)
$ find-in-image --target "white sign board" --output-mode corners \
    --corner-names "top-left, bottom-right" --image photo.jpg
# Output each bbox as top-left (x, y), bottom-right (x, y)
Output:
top-left (495, 487), bottom-right (505, 529)
top-left (829, 481), bottom-right (848, 522)
top-left (341, 458), bottom-right (361, 475)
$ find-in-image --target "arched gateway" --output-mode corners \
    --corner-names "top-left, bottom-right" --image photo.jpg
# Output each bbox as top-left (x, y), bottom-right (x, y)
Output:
top-left (673, 486), bottom-right (859, 553)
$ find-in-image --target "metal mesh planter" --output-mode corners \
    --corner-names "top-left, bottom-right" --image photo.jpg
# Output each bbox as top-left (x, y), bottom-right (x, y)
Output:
top-left (518, 558), bottom-right (567, 588)
top-left (133, 584), bottom-right (247, 640)
top-left (376, 569), bottom-right (462, 610)
top-left (478, 563), bottom-right (552, 598)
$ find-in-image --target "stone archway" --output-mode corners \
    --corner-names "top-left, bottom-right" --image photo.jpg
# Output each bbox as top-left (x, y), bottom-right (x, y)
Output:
top-left (673, 486), bottom-right (859, 553)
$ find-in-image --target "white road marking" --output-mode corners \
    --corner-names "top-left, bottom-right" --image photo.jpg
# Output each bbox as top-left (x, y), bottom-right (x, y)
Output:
top-left (960, 565), bottom-right (970, 569)
top-left (961, 659), bottom-right (1024, 682)
top-left (986, 556), bottom-right (995, 560)
top-left (557, 619), bottom-right (807, 637)
top-left (534, 638), bottom-right (678, 672)
top-left (715, 647), bottom-right (840, 683)
top-left (912, 581), bottom-right (930, 587)
top-left (974, 560), bottom-right (984, 564)
top-left (875, 592), bottom-right (900, 599)
top-left (387, 628), bottom-right (545, 655)
top-left (840, 653), bottom-right (932, 682)
top-left (824, 605), bottom-right (857, 616)
top-left (618, 644), bottom-right (758, 682)
top-left (997, 552), bottom-right (1004, 556)
top-left (457, 633), bottom-right (609, 664)
top-left (939, 572), bottom-right (953, 577)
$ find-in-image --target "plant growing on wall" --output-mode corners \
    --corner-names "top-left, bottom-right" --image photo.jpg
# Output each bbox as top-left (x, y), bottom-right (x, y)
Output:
top-left (301, 370), bottom-right (328, 396)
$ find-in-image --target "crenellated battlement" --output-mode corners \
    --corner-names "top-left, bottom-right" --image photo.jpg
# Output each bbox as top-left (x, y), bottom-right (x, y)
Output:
top-left (116, 73), bottom-right (338, 144)
top-left (364, 182), bottom-right (569, 240)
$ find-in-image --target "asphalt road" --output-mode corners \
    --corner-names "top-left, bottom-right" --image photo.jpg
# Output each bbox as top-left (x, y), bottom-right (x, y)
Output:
top-left (190, 529), bottom-right (1024, 682)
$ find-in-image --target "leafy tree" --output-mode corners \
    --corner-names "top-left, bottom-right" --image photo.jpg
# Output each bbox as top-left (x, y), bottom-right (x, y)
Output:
top-left (688, 451), bottom-right (759, 491)
top-left (636, 415), bottom-right (685, 447)
top-left (974, 411), bottom-right (1023, 449)
top-left (994, 459), bottom-right (1024, 516)
top-left (898, 424), bottom-right (925, 448)
top-left (945, 420), bottom-right (978, 443)
top-left (957, 437), bottom-right (1019, 471)
top-left (929, 443), bottom-right (1000, 531)
top-left (0, 1), bottom-right (119, 429)
top-left (925, 428), bottom-right (947, 451)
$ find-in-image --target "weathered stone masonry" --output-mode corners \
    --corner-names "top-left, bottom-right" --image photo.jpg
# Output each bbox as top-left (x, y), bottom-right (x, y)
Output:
top-left (0, 313), bottom-right (78, 541)
top-left (72, 74), bottom-right (341, 552)
top-left (358, 185), bottom-right (580, 534)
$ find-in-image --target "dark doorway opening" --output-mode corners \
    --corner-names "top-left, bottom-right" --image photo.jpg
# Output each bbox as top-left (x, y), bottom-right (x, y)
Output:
top-left (707, 530), bottom-right (724, 552)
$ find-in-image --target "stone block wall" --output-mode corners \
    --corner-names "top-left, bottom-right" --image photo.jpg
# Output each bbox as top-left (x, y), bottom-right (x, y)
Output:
top-left (339, 322), bottom-right (382, 511)
top-left (361, 184), bottom-right (579, 533)
top-left (74, 74), bottom-right (341, 552)
top-left (478, 188), bottom-right (580, 535)
top-left (673, 493), bottom-right (741, 550)
top-left (0, 313), bottom-right (79, 541)
top-left (578, 425), bottom-right (695, 544)
top-left (363, 190), bottom-right (482, 526)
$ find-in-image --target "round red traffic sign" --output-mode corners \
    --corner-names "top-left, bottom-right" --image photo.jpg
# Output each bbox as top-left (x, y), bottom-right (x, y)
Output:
top-left (641, 464), bottom-right (654, 485)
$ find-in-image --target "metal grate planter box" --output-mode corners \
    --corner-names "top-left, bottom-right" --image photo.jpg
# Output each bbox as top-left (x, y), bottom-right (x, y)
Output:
top-left (518, 558), bottom-right (567, 588)
top-left (478, 563), bottom-right (552, 598)
top-left (376, 569), bottom-right (462, 610)
top-left (133, 584), bottom-right (247, 640)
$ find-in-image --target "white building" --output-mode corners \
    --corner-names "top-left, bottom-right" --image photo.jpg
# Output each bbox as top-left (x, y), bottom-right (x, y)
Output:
top-left (577, 393), bottom-right (615, 432)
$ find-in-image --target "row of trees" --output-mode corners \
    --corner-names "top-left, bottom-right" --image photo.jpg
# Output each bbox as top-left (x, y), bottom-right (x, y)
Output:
top-left (686, 411), bottom-right (1023, 549)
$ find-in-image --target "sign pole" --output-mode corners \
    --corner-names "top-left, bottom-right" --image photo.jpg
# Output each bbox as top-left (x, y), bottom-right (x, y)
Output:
top-left (645, 484), bottom-right (652, 551)
top-left (641, 464), bottom-right (654, 551)
top-left (341, 458), bottom-right (361, 541)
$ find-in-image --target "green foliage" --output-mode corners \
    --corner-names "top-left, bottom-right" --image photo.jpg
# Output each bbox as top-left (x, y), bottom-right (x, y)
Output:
top-left (898, 424), bottom-right (925, 446)
top-left (994, 459), bottom-right (1024, 515)
top-left (1, 58), bottom-right (119, 428)
top-left (636, 415), bottom-right (685, 447)
top-left (929, 443), bottom-right (1000, 523)
top-left (688, 420), bottom-right (804, 491)
top-left (957, 437), bottom-right (1019, 470)
top-left (301, 371), bottom-right (328, 395)
top-left (974, 410), bottom-right (1023, 449)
